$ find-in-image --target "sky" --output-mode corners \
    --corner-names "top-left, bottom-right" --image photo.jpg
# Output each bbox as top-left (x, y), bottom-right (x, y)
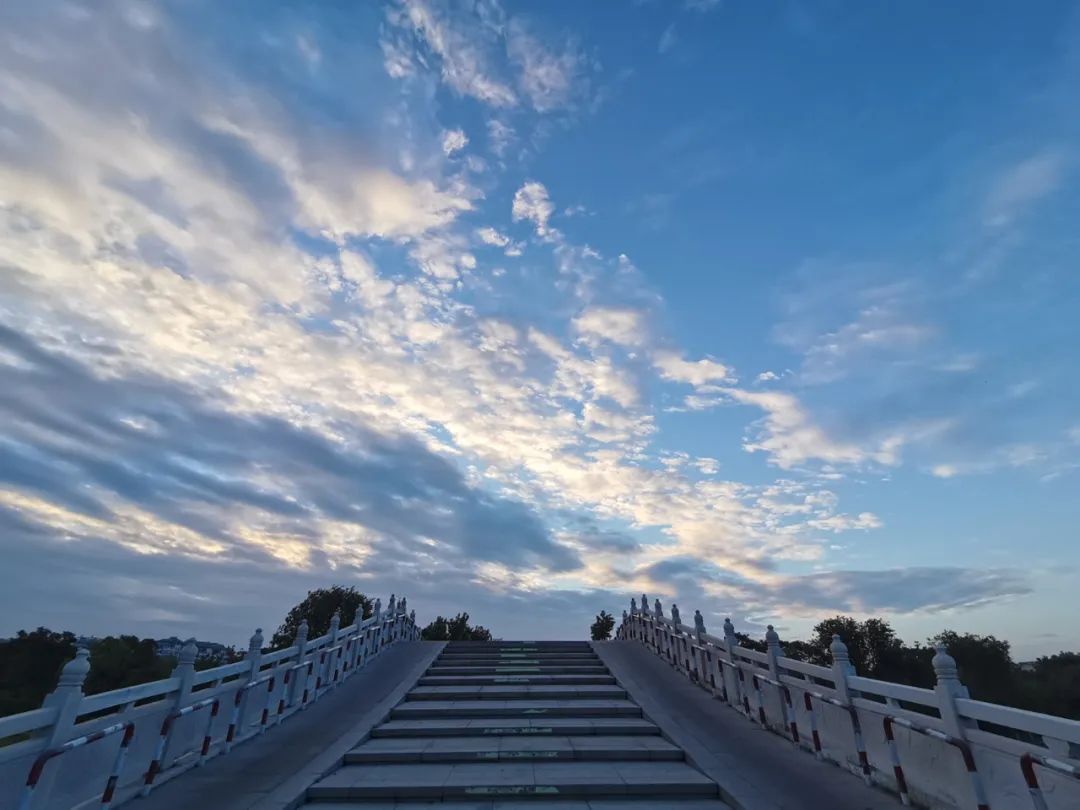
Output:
top-left (0, 1), bottom-right (1078, 661)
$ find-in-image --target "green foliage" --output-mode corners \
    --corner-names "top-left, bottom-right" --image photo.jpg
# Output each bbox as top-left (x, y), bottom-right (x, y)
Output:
top-left (0, 628), bottom-right (77, 717)
top-left (421, 613), bottom-right (493, 641)
top-left (271, 586), bottom-right (373, 649)
top-left (84, 636), bottom-right (173, 695)
top-left (590, 611), bottom-right (615, 641)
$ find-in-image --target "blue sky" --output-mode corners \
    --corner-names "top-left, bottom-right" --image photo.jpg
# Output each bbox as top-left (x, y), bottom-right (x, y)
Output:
top-left (0, 1), bottom-right (1078, 659)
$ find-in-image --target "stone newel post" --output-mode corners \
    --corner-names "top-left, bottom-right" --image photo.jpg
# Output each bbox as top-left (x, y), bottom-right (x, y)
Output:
top-left (932, 645), bottom-right (972, 738)
top-left (829, 634), bottom-right (855, 704)
top-left (693, 610), bottom-right (706, 641)
top-left (247, 627), bottom-right (264, 680)
top-left (671, 604), bottom-right (681, 628)
top-left (653, 598), bottom-right (663, 619)
top-left (630, 597), bottom-right (637, 614)
top-left (723, 618), bottom-right (743, 708)
top-left (162, 639), bottom-right (198, 768)
top-left (34, 647), bottom-right (91, 805)
top-left (765, 625), bottom-right (782, 680)
top-left (290, 620), bottom-right (309, 705)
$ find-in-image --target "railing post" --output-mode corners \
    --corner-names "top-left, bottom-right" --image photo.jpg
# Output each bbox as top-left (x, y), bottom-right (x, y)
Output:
top-left (409, 610), bottom-right (417, 640)
top-left (247, 628), bottom-right (264, 680)
top-left (692, 610), bottom-right (707, 681)
top-left (32, 646), bottom-right (91, 807)
top-left (932, 645), bottom-right (973, 738)
top-left (829, 634), bottom-right (855, 704)
top-left (327, 610), bottom-right (341, 683)
top-left (161, 639), bottom-right (197, 769)
top-left (723, 618), bottom-right (745, 712)
top-left (289, 620), bottom-right (309, 706)
top-left (765, 625), bottom-right (782, 680)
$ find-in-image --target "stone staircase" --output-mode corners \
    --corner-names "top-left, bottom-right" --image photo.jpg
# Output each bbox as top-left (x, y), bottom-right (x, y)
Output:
top-left (301, 640), bottom-right (729, 807)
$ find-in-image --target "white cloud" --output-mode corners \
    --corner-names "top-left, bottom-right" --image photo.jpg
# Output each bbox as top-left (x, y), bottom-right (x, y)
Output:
top-left (487, 119), bottom-right (516, 157)
top-left (984, 150), bottom-right (1068, 229)
top-left (387, 0), bottom-right (517, 107)
top-left (573, 307), bottom-right (647, 347)
top-left (724, 388), bottom-right (901, 470)
top-left (756, 371), bottom-right (779, 383)
top-left (442, 128), bottom-right (469, 155)
top-left (512, 180), bottom-right (555, 237)
top-left (507, 23), bottom-right (587, 112)
top-left (654, 351), bottom-right (733, 386)
top-left (658, 24), bottom-right (678, 54)
top-left (476, 226), bottom-right (510, 247)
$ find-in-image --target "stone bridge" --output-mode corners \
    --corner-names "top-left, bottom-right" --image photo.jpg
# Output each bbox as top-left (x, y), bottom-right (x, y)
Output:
top-left (2, 595), bottom-right (1079, 809)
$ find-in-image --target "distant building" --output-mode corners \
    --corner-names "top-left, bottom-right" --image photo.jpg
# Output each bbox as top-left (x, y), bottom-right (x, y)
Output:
top-left (155, 637), bottom-right (232, 661)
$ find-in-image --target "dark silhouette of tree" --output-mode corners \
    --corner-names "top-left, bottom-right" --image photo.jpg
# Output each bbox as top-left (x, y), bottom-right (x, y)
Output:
top-left (84, 636), bottom-right (173, 695)
top-left (590, 611), bottom-right (615, 641)
top-left (808, 616), bottom-right (906, 679)
top-left (421, 613), bottom-right (492, 641)
top-left (930, 630), bottom-right (1014, 704)
top-left (0, 628), bottom-right (76, 716)
top-left (271, 586), bottom-right (372, 649)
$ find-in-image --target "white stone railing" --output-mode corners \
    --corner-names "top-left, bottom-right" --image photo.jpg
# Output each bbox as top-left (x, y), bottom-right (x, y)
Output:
top-left (0, 595), bottom-right (421, 810)
top-left (617, 597), bottom-right (1080, 810)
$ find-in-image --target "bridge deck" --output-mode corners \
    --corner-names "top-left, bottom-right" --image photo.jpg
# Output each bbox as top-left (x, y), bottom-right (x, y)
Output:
top-left (595, 640), bottom-right (903, 810)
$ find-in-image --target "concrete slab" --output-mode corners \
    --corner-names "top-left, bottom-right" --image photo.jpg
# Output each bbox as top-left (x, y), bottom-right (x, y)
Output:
top-left (390, 699), bottom-right (642, 718)
top-left (594, 641), bottom-right (903, 810)
top-left (371, 717), bottom-right (662, 737)
top-left (131, 641), bottom-right (442, 810)
top-left (407, 685), bottom-right (627, 700)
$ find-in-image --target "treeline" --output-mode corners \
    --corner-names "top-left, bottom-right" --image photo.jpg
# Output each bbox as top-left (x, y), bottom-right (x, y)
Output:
top-left (1, 586), bottom-right (497, 718)
top-left (732, 616), bottom-right (1080, 721)
top-left (0, 628), bottom-right (240, 718)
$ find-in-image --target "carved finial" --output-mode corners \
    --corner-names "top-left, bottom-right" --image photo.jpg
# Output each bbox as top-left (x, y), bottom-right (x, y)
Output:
top-left (723, 617), bottom-right (736, 642)
top-left (58, 646), bottom-right (91, 687)
top-left (179, 638), bottom-right (198, 666)
top-left (330, 610), bottom-right (341, 631)
top-left (249, 628), bottom-right (264, 654)
top-left (765, 625), bottom-right (780, 648)
top-left (671, 603), bottom-right (681, 626)
top-left (630, 597), bottom-right (637, 613)
top-left (641, 594), bottom-right (648, 613)
top-left (653, 598), bottom-right (663, 618)
top-left (694, 610), bottom-right (706, 639)
top-left (622, 610), bottom-right (628, 622)
top-left (409, 609), bottom-right (415, 622)
top-left (387, 594), bottom-right (396, 615)
top-left (932, 644), bottom-right (959, 682)
top-left (295, 619), bottom-right (309, 644)
top-left (400, 597), bottom-right (407, 615)
top-left (830, 634), bottom-right (850, 664)
top-left (374, 598), bottom-right (382, 618)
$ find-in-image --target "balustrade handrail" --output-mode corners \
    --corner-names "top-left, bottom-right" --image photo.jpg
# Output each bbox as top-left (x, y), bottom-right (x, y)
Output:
top-left (617, 596), bottom-right (1080, 810)
top-left (0, 594), bottom-right (421, 809)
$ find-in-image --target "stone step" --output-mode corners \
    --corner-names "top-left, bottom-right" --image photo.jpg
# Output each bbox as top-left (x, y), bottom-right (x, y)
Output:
top-left (418, 674), bottom-right (617, 686)
top-left (303, 801), bottom-right (731, 809)
top-left (390, 700), bottom-right (641, 720)
top-left (429, 666), bottom-right (610, 676)
top-left (437, 652), bottom-right (601, 659)
top-left (443, 642), bottom-right (593, 648)
top-left (371, 717), bottom-right (661, 738)
top-left (306, 761), bottom-right (720, 801)
top-left (435, 658), bottom-right (602, 666)
top-left (345, 735), bottom-right (684, 764)
top-left (406, 685), bottom-right (627, 701)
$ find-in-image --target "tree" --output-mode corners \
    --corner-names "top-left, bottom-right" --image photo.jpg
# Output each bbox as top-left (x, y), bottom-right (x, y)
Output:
top-left (84, 636), bottom-right (173, 695)
top-left (930, 630), bottom-right (1015, 704)
top-left (421, 613), bottom-right (492, 641)
top-left (0, 628), bottom-right (77, 717)
top-left (809, 616), bottom-right (905, 679)
top-left (271, 586), bottom-right (372, 649)
top-left (590, 611), bottom-right (615, 641)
